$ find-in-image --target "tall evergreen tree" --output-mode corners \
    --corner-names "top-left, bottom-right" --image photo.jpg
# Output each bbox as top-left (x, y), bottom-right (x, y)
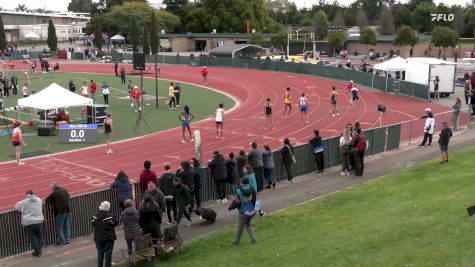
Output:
top-left (142, 23), bottom-right (150, 55)
top-left (0, 15), bottom-right (7, 51)
top-left (356, 9), bottom-right (369, 29)
top-left (313, 10), bottom-right (329, 40)
top-left (360, 27), bottom-right (377, 59)
top-left (47, 19), bottom-right (58, 51)
top-left (379, 6), bottom-right (395, 35)
top-left (94, 21), bottom-right (103, 50)
top-left (331, 11), bottom-right (345, 29)
top-left (129, 19), bottom-right (140, 52)
top-left (149, 12), bottom-right (160, 55)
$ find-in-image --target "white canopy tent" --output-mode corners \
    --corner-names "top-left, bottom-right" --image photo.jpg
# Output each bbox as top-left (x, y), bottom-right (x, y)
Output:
top-left (18, 83), bottom-right (93, 110)
top-left (24, 32), bottom-right (40, 40)
top-left (372, 56), bottom-right (408, 90)
top-left (110, 34), bottom-right (126, 46)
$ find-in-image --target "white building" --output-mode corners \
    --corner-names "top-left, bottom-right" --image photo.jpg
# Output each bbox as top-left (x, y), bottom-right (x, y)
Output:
top-left (1, 10), bottom-right (90, 42)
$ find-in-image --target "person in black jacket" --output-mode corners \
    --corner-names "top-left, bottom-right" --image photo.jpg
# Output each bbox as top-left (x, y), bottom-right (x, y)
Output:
top-left (226, 152), bottom-right (239, 192)
top-left (190, 158), bottom-right (202, 208)
top-left (120, 199), bottom-right (141, 255)
top-left (139, 196), bottom-right (162, 242)
top-left (45, 182), bottom-right (71, 246)
top-left (111, 171), bottom-right (132, 211)
top-left (438, 121), bottom-right (453, 164)
top-left (247, 141), bottom-right (264, 192)
top-left (11, 74), bottom-right (18, 95)
top-left (92, 201), bottom-right (117, 267)
top-left (309, 130), bottom-right (324, 174)
top-left (236, 150), bottom-right (247, 179)
top-left (281, 138), bottom-right (295, 183)
top-left (160, 163), bottom-right (177, 224)
top-left (172, 177), bottom-right (192, 225)
top-left (208, 150), bottom-right (228, 203)
top-left (176, 160), bottom-right (194, 214)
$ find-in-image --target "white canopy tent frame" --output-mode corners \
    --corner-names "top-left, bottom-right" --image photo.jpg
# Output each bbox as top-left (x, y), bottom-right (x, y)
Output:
top-left (372, 56), bottom-right (408, 91)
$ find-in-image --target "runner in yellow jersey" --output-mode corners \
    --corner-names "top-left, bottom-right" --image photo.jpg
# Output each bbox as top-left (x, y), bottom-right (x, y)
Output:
top-left (282, 87), bottom-right (292, 118)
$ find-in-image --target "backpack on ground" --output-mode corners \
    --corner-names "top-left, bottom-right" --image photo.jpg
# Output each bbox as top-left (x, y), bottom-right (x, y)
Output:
top-left (357, 134), bottom-right (367, 151)
top-left (194, 207), bottom-right (217, 223)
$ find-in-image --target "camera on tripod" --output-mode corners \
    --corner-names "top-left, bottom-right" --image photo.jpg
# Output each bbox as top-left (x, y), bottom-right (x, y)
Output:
top-left (377, 104), bottom-right (386, 113)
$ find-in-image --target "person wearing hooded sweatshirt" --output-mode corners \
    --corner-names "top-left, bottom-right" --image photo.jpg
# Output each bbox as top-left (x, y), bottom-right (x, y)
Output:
top-left (172, 177), bottom-right (192, 225)
top-left (243, 165), bottom-right (257, 192)
top-left (159, 163), bottom-right (177, 224)
top-left (229, 178), bottom-right (257, 245)
top-left (139, 195), bottom-right (162, 242)
top-left (208, 150), bottom-right (228, 203)
top-left (111, 171), bottom-right (133, 211)
top-left (92, 201), bottom-right (117, 267)
top-left (176, 160), bottom-right (194, 214)
top-left (16, 190), bottom-right (44, 257)
top-left (226, 152), bottom-right (239, 192)
top-left (419, 109), bottom-right (435, 147)
top-left (120, 199), bottom-right (142, 255)
top-left (45, 182), bottom-right (71, 246)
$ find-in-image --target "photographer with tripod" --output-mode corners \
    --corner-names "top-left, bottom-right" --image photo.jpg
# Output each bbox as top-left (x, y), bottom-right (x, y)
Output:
top-left (12, 121), bottom-right (27, 166)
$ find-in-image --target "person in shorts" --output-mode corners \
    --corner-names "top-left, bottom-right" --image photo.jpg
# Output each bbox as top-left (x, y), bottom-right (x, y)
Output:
top-left (12, 121), bottom-right (27, 165)
top-left (22, 83), bottom-right (29, 98)
top-left (201, 66), bottom-right (208, 85)
top-left (178, 105), bottom-right (195, 143)
top-left (130, 86), bottom-right (142, 111)
top-left (330, 86), bottom-right (339, 117)
top-left (438, 121), bottom-right (452, 164)
top-left (350, 86), bottom-right (359, 108)
top-left (299, 93), bottom-right (309, 123)
top-left (215, 103), bottom-right (225, 139)
top-left (104, 113), bottom-right (114, 154)
top-left (282, 87), bottom-right (292, 119)
top-left (264, 98), bottom-right (274, 130)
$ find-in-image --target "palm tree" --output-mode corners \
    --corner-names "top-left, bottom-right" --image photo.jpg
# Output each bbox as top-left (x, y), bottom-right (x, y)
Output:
top-left (15, 4), bottom-right (28, 12)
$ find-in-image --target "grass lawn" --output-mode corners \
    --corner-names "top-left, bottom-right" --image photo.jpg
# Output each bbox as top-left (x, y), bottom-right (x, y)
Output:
top-left (0, 71), bottom-right (234, 162)
top-left (141, 145), bottom-right (475, 267)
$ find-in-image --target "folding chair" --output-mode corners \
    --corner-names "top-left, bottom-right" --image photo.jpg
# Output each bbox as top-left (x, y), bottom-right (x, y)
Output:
top-left (121, 234), bottom-right (156, 267)
top-left (154, 224), bottom-right (183, 258)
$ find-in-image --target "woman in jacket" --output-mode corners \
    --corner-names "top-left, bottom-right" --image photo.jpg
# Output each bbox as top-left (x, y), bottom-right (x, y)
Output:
top-left (236, 150), bottom-right (247, 179)
top-left (208, 151), bottom-right (228, 203)
top-left (281, 138), bottom-right (295, 183)
top-left (92, 201), bottom-right (117, 267)
top-left (262, 145), bottom-right (275, 189)
top-left (111, 171), bottom-right (133, 211)
top-left (339, 129), bottom-right (352, 176)
top-left (120, 199), bottom-right (141, 255)
top-left (451, 98), bottom-right (462, 131)
top-left (226, 152), bottom-right (239, 192)
top-left (243, 165), bottom-right (257, 192)
top-left (176, 160), bottom-right (194, 214)
top-left (139, 196), bottom-right (162, 243)
top-left (190, 158), bottom-right (202, 209)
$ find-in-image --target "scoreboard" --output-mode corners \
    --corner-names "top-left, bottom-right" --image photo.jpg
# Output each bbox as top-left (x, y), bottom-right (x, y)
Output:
top-left (58, 124), bottom-right (98, 143)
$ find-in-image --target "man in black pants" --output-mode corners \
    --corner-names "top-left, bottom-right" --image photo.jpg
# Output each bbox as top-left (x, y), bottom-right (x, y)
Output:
top-left (174, 82), bottom-right (182, 107)
top-left (15, 190), bottom-right (44, 257)
top-left (247, 141), bottom-right (264, 192)
top-left (352, 128), bottom-right (366, 177)
top-left (11, 74), bottom-right (18, 95)
top-left (120, 67), bottom-right (126, 84)
top-left (208, 151), bottom-right (228, 203)
top-left (159, 163), bottom-right (177, 224)
top-left (114, 62), bottom-right (118, 77)
top-left (309, 130), bottom-right (324, 174)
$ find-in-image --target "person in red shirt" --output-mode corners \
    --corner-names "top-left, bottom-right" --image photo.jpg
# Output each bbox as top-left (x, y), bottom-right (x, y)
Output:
top-left (471, 50), bottom-right (475, 58)
top-left (346, 80), bottom-right (354, 104)
top-left (130, 86), bottom-right (142, 111)
top-left (201, 66), bottom-right (208, 85)
top-left (90, 80), bottom-right (97, 104)
top-left (139, 160), bottom-right (158, 192)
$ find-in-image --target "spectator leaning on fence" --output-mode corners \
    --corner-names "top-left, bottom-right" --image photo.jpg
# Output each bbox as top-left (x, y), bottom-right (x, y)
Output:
top-left (16, 190), bottom-right (44, 257)
top-left (190, 158), bottom-right (202, 209)
top-left (111, 171), bottom-right (133, 211)
top-left (120, 199), bottom-right (142, 255)
top-left (262, 145), bottom-right (276, 189)
top-left (92, 201), bottom-right (117, 267)
top-left (309, 130), bottom-right (325, 174)
top-left (281, 138), bottom-right (295, 183)
top-left (45, 182), bottom-right (71, 247)
top-left (160, 163), bottom-right (178, 224)
top-left (248, 141), bottom-right (264, 192)
top-left (452, 98), bottom-right (462, 131)
top-left (339, 128), bottom-right (352, 176)
top-left (209, 150), bottom-right (228, 203)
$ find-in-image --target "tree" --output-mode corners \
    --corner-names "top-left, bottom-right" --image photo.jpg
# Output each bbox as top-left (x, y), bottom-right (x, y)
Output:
top-left (393, 5), bottom-right (411, 29)
top-left (0, 15), bottom-right (6, 51)
top-left (356, 9), bottom-right (369, 30)
top-left (411, 2), bottom-right (437, 33)
top-left (47, 19), bottom-right (58, 51)
top-left (149, 12), bottom-right (160, 55)
top-left (91, 0), bottom-right (147, 15)
top-left (250, 32), bottom-right (264, 46)
top-left (94, 21), bottom-right (103, 50)
top-left (431, 26), bottom-right (460, 57)
top-left (327, 31), bottom-right (346, 56)
top-left (163, 0), bottom-right (188, 18)
top-left (360, 27), bottom-right (377, 59)
top-left (343, 9), bottom-right (356, 26)
top-left (129, 19), bottom-right (140, 52)
top-left (452, 8), bottom-right (465, 36)
top-left (379, 5), bottom-right (395, 35)
top-left (331, 11), bottom-right (345, 29)
top-left (68, 0), bottom-right (93, 13)
top-left (142, 23), bottom-right (150, 55)
top-left (394, 25), bottom-right (418, 56)
top-left (15, 4), bottom-right (28, 12)
top-left (312, 10), bottom-right (328, 40)
top-left (270, 28), bottom-right (287, 50)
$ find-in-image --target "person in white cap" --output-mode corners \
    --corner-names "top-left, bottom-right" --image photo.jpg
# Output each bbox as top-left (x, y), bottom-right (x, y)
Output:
top-left (419, 109), bottom-right (435, 147)
top-left (92, 201), bottom-right (117, 267)
top-left (346, 80), bottom-right (354, 104)
top-left (130, 85), bottom-right (142, 111)
top-left (201, 66), bottom-right (209, 85)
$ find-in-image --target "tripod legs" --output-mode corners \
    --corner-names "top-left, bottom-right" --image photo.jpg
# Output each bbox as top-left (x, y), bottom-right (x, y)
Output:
top-left (133, 109), bottom-right (152, 135)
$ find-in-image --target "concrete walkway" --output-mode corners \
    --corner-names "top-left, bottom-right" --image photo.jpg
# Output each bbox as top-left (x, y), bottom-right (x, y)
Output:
top-left (1, 126), bottom-right (474, 267)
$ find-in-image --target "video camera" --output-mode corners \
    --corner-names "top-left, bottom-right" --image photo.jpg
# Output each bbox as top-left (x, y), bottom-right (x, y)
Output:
top-left (377, 104), bottom-right (386, 113)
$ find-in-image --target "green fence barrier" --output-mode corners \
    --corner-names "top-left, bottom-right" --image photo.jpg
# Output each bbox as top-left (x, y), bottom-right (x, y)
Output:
top-left (74, 52), bottom-right (84, 60)
top-left (387, 124), bottom-right (401, 150)
top-left (371, 127), bottom-right (387, 155)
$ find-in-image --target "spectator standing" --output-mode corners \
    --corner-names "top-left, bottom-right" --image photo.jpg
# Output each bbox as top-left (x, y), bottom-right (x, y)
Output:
top-left (230, 178), bottom-right (257, 245)
top-left (419, 110), bottom-right (435, 147)
top-left (464, 80), bottom-right (471, 105)
top-left (139, 196), bottom-right (162, 242)
top-left (352, 128), bottom-right (366, 177)
top-left (242, 166), bottom-right (257, 194)
top-left (471, 87), bottom-right (475, 115)
top-left (120, 199), bottom-right (142, 255)
top-left (120, 67), bottom-right (126, 84)
top-left (172, 177), bottom-right (192, 225)
top-left (69, 79), bottom-right (76, 93)
top-left (45, 182), bottom-right (71, 246)
top-left (111, 171), bottom-right (132, 211)
top-left (309, 130), bottom-right (324, 174)
top-left (452, 98), bottom-right (462, 131)
top-left (174, 82), bottom-right (182, 107)
top-left (11, 74), bottom-right (18, 95)
top-left (226, 152), bottom-right (239, 192)
top-left (201, 66), bottom-right (208, 85)
top-left (114, 62), bottom-right (118, 77)
top-left (208, 151), bottom-right (228, 203)
top-left (339, 129), bottom-right (352, 176)
top-left (102, 82), bottom-right (110, 105)
top-left (247, 141), bottom-right (264, 192)
top-left (237, 150), bottom-right (247, 179)
top-left (22, 82), bottom-right (29, 98)
top-left (159, 163), bottom-right (178, 224)
top-left (262, 145), bottom-right (275, 189)
top-left (16, 190), bottom-right (44, 257)
top-left (92, 201), bottom-right (117, 267)
top-left (80, 82), bottom-right (88, 98)
top-left (190, 158), bottom-right (202, 208)
top-left (438, 121), bottom-right (453, 164)
top-left (139, 160), bottom-right (158, 193)
top-left (281, 138), bottom-right (295, 183)
top-left (433, 75), bottom-right (440, 101)
top-left (168, 83), bottom-right (176, 109)
top-left (90, 80), bottom-right (97, 103)
top-left (176, 160), bottom-right (194, 213)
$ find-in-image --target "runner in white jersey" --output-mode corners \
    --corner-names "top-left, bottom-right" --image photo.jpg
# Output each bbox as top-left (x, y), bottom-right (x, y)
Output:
top-left (215, 103), bottom-right (225, 139)
top-left (299, 93), bottom-right (309, 123)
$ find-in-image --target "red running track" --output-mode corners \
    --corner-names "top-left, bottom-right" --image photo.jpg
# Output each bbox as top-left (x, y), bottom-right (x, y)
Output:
top-left (0, 63), bottom-right (450, 211)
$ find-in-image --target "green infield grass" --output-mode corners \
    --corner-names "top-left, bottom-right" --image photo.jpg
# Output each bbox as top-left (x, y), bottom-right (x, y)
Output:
top-left (0, 71), bottom-right (234, 162)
